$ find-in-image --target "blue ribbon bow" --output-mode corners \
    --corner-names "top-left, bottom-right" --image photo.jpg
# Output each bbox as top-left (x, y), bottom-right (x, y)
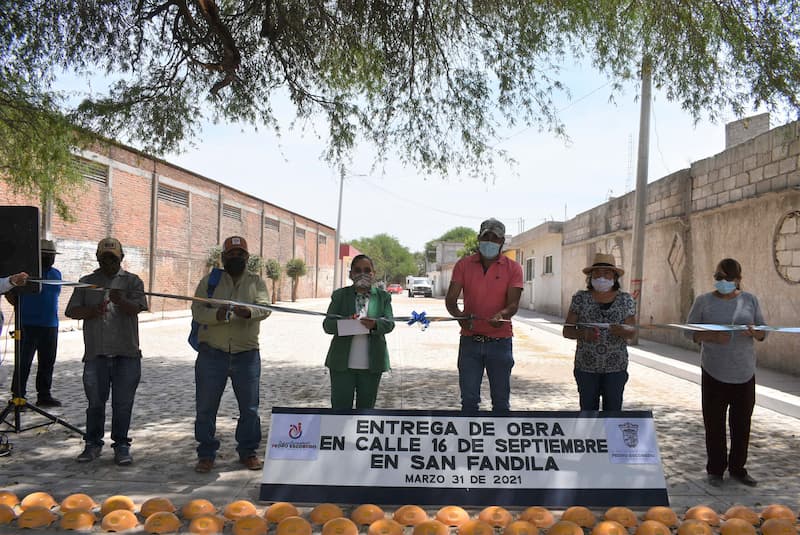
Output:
top-left (407, 310), bottom-right (430, 330)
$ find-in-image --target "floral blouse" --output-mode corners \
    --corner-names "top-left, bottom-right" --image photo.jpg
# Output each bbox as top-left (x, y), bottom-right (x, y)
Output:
top-left (569, 290), bottom-right (636, 373)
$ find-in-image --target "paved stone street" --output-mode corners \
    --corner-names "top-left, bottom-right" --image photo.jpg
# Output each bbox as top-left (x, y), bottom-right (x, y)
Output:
top-left (0, 294), bottom-right (798, 532)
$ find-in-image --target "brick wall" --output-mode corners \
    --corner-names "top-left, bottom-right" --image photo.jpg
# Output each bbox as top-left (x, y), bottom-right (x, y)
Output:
top-left (0, 139), bottom-right (336, 320)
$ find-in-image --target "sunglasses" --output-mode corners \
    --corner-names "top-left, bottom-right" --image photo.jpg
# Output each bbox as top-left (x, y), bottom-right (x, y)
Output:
top-left (352, 267), bottom-right (372, 274)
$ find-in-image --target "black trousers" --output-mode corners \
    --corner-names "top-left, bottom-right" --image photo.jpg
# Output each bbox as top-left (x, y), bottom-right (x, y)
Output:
top-left (701, 368), bottom-right (755, 477)
top-left (11, 325), bottom-right (58, 399)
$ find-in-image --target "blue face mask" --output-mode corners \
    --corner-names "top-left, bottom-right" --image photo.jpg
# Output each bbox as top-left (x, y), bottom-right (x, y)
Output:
top-left (714, 280), bottom-right (737, 294)
top-left (478, 241), bottom-right (501, 259)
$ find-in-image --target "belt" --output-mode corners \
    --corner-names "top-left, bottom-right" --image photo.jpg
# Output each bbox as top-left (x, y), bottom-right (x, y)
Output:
top-left (469, 335), bottom-right (506, 343)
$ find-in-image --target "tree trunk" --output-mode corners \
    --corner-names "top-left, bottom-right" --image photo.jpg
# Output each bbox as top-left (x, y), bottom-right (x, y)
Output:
top-left (271, 280), bottom-right (277, 304)
top-left (291, 277), bottom-right (297, 302)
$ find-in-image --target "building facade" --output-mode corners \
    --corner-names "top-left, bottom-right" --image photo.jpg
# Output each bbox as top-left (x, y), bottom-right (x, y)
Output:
top-left (507, 221), bottom-right (564, 316)
top-left (558, 119), bottom-right (800, 374)
top-left (0, 139), bottom-right (336, 318)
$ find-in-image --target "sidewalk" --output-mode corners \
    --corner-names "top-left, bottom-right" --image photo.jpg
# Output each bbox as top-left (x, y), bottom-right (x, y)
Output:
top-left (514, 308), bottom-right (800, 419)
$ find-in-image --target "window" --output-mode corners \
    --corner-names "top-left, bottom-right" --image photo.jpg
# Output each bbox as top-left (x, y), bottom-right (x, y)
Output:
top-left (525, 258), bottom-right (535, 281)
top-left (157, 184), bottom-right (189, 206)
top-left (295, 227), bottom-right (306, 238)
top-left (222, 203), bottom-right (241, 221)
top-left (544, 255), bottom-right (554, 274)
top-left (318, 235), bottom-right (327, 245)
top-left (73, 156), bottom-right (108, 185)
top-left (264, 216), bottom-right (280, 231)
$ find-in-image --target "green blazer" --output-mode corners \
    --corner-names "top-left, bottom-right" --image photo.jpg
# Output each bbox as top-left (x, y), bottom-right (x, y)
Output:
top-left (323, 285), bottom-right (395, 373)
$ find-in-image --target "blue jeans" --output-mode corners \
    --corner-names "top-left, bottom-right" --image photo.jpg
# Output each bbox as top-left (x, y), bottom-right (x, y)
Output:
top-left (195, 344), bottom-right (261, 460)
top-left (12, 325), bottom-right (58, 399)
top-left (83, 356), bottom-right (141, 449)
top-left (573, 369), bottom-right (628, 411)
top-left (458, 336), bottom-right (514, 413)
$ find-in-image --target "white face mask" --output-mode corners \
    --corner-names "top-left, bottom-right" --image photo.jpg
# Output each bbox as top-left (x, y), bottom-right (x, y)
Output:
top-left (352, 272), bottom-right (373, 289)
top-left (591, 277), bottom-right (614, 292)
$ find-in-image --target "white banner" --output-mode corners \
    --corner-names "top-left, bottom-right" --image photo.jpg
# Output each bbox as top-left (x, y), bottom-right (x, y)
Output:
top-left (261, 408), bottom-right (668, 507)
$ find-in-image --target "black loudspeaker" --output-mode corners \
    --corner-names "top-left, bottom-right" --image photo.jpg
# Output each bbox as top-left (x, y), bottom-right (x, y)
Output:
top-left (0, 206), bottom-right (40, 294)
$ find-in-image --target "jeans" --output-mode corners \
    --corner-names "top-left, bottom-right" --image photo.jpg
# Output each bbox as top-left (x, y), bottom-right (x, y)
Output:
top-left (702, 369), bottom-right (755, 477)
top-left (573, 369), bottom-right (628, 411)
top-left (195, 344), bottom-right (261, 460)
top-left (83, 356), bottom-right (141, 449)
top-left (11, 325), bottom-right (58, 399)
top-left (458, 336), bottom-right (514, 413)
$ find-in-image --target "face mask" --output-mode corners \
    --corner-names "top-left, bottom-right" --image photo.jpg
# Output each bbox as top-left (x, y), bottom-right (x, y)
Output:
top-left (352, 272), bottom-right (373, 289)
top-left (224, 256), bottom-right (247, 276)
top-left (592, 277), bottom-right (614, 292)
top-left (478, 241), bottom-right (501, 259)
top-left (714, 280), bottom-right (737, 294)
top-left (98, 255), bottom-right (121, 276)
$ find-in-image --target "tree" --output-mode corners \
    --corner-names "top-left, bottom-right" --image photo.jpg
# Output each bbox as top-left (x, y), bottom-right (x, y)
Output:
top-left (3, 2), bottom-right (800, 209)
top-left (350, 234), bottom-right (417, 284)
top-left (424, 226), bottom-right (477, 261)
top-left (264, 258), bottom-right (282, 304)
top-left (458, 235), bottom-right (479, 258)
top-left (285, 258), bottom-right (307, 302)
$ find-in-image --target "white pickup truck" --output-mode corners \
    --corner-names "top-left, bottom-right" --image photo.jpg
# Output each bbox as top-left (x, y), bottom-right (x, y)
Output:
top-left (406, 276), bottom-right (434, 298)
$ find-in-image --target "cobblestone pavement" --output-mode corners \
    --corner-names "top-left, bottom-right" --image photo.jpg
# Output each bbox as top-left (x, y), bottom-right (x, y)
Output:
top-left (0, 295), bottom-right (797, 532)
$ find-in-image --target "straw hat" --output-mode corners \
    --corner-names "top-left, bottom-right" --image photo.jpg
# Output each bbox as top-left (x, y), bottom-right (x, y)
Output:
top-left (583, 252), bottom-right (624, 276)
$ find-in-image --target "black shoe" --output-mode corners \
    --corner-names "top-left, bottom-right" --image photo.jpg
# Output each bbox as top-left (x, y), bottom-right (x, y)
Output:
top-left (114, 447), bottom-right (133, 466)
top-left (36, 396), bottom-right (62, 407)
top-left (707, 474), bottom-right (724, 487)
top-left (731, 472), bottom-right (758, 487)
top-left (76, 445), bottom-right (102, 463)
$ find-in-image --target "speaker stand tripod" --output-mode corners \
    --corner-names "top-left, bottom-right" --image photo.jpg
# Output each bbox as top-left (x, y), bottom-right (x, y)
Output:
top-left (1, 303), bottom-right (84, 437)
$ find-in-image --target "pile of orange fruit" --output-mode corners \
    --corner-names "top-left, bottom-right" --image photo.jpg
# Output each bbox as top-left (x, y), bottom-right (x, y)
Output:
top-left (0, 489), bottom-right (797, 535)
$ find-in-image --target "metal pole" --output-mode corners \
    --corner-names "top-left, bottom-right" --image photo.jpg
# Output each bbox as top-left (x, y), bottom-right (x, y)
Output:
top-left (630, 54), bottom-right (652, 345)
top-left (332, 169), bottom-right (344, 290)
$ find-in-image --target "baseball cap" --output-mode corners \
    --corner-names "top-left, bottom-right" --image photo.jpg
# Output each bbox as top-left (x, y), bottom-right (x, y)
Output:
top-left (478, 218), bottom-right (505, 239)
top-left (96, 237), bottom-right (123, 259)
top-left (40, 239), bottom-right (59, 254)
top-left (223, 236), bottom-right (249, 254)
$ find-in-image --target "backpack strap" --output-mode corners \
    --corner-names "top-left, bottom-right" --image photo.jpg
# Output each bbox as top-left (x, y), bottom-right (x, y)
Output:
top-left (207, 268), bottom-right (223, 297)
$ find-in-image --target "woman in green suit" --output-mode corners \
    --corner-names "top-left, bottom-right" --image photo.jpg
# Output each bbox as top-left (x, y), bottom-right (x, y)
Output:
top-left (323, 255), bottom-right (395, 409)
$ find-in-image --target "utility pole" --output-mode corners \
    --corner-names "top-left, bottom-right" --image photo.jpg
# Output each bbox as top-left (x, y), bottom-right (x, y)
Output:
top-left (332, 169), bottom-right (345, 290)
top-left (630, 54), bottom-right (652, 345)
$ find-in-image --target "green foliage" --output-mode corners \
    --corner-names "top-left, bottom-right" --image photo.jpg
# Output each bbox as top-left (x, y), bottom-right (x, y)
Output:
top-left (285, 258), bottom-right (308, 278)
top-left (247, 254), bottom-right (265, 275)
top-left (285, 258), bottom-right (308, 302)
top-left (264, 258), bottom-right (281, 304)
top-left (350, 234), bottom-right (417, 283)
top-left (0, 73), bottom-right (89, 220)
top-left (265, 259), bottom-right (282, 281)
top-left (2, 1), bottom-right (800, 199)
top-left (424, 226), bottom-right (477, 261)
top-left (458, 235), bottom-right (479, 257)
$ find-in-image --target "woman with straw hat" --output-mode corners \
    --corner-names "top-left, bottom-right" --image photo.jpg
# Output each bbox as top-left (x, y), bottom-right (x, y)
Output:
top-left (562, 253), bottom-right (636, 411)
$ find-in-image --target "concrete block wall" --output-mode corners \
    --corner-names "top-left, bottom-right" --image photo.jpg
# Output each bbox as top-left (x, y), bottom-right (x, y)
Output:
top-left (559, 120), bottom-right (800, 374)
top-left (691, 121), bottom-right (800, 213)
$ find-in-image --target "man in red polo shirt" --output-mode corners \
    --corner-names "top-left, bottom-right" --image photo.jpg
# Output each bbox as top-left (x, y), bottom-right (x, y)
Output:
top-left (445, 218), bottom-right (523, 413)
